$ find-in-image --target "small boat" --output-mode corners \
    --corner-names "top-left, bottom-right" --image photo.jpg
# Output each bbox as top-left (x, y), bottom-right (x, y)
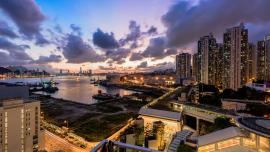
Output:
top-left (92, 93), bottom-right (113, 100)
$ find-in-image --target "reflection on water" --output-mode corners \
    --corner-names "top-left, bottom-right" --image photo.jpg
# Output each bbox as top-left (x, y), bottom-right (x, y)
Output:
top-left (0, 76), bottom-right (137, 104)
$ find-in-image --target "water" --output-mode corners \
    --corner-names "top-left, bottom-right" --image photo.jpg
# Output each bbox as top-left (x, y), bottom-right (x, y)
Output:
top-left (0, 76), bottom-right (137, 104)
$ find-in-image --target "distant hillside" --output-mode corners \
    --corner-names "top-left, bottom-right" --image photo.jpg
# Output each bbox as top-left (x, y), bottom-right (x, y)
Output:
top-left (0, 67), bottom-right (12, 74)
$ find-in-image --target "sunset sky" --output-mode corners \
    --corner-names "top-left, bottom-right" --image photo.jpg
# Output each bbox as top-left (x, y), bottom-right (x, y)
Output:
top-left (0, 0), bottom-right (270, 73)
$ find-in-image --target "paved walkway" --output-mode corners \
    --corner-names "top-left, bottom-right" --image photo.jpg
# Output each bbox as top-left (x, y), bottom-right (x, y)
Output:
top-left (45, 130), bottom-right (98, 152)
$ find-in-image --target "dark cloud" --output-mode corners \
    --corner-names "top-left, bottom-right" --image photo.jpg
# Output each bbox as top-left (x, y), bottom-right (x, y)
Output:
top-left (105, 48), bottom-right (130, 63)
top-left (0, 20), bottom-right (18, 38)
top-left (0, 37), bottom-right (32, 66)
top-left (146, 26), bottom-right (158, 35)
top-left (93, 29), bottom-right (119, 49)
top-left (119, 20), bottom-right (141, 46)
top-left (35, 33), bottom-right (50, 46)
top-left (129, 52), bottom-right (143, 61)
top-left (162, 0), bottom-right (270, 47)
top-left (0, 37), bottom-right (29, 52)
top-left (0, 0), bottom-right (48, 45)
top-left (31, 54), bottom-right (62, 64)
top-left (0, 51), bottom-right (30, 66)
top-left (126, 20), bottom-right (141, 42)
top-left (70, 24), bottom-right (82, 35)
top-left (98, 66), bottom-right (117, 71)
top-left (165, 49), bottom-right (177, 56)
top-left (62, 34), bottom-right (105, 63)
top-left (137, 61), bottom-right (148, 68)
top-left (148, 62), bottom-right (175, 72)
top-left (142, 37), bottom-right (166, 59)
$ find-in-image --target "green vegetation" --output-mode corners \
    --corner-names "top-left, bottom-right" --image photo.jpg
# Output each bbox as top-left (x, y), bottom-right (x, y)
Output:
top-left (177, 144), bottom-right (196, 152)
top-left (220, 86), bottom-right (269, 100)
top-left (72, 113), bottom-right (137, 141)
top-left (198, 84), bottom-right (270, 108)
top-left (96, 104), bottom-right (122, 113)
top-left (240, 103), bottom-right (270, 117)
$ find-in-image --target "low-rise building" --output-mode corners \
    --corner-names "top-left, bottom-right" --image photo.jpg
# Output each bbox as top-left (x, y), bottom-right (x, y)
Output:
top-left (221, 98), bottom-right (266, 111)
top-left (198, 117), bottom-right (270, 152)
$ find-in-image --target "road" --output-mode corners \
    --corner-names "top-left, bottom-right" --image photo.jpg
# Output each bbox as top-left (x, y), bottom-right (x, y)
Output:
top-left (45, 130), bottom-right (98, 152)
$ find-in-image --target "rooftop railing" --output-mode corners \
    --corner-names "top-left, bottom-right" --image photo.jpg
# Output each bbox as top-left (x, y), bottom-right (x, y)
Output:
top-left (90, 140), bottom-right (161, 152)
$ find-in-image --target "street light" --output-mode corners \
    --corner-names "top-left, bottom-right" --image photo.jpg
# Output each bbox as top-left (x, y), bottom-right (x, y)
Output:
top-left (64, 120), bottom-right (69, 129)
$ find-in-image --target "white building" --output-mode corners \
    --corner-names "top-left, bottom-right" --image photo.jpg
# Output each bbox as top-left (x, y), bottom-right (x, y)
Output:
top-left (0, 98), bottom-right (44, 152)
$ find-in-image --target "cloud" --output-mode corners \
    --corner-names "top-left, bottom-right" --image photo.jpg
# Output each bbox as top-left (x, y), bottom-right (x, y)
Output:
top-left (0, 37), bottom-right (32, 66)
top-left (146, 26), bottom-right (158, 35)
top-left (93, 28), bottom-right (119, 49)
top-left (70, 24), bottom-right (82, 35)
top-left (62, 34), bottom-right (105, 63)
top-left (0, 37), bottom-right (27, 52)
top-left (0, 0), bottom-right (48, 45)
top-left (142, 37), bottom-right (166, 59)
top-left (141, 37), bottom-right (176, 60)
top-left (0, 20), bottom-right (18, 38)
top-left (162, 0), bottom-right (270, 47)
top-left (119, 21), bottom-right (159, 47)
top-left (0, 51), bottom-right (30, 66)
top-left (35, 33), bottom-right (50, 46)
top-left (98, 65), bottom-right (117, 71)
top-left (166, 49), bottom-right (178, 56)
top-left (137, 61), bottom-right (148, 68)
top-left (123, 20), bottom-right (141, 43)
top-left (129, 52), bottom-right (143, 61)
top-left (105, 48), bottom-right (130, 63)
top-left (31, 54), bottom-right (62, 64)
top-left (0, 0), bottom-right (45, 36)
top-left (148, 62), bottom-right (175, 71)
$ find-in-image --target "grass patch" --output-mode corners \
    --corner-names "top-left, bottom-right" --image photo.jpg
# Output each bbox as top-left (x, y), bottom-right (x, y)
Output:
top-left (73, 113), bottom-right (136, 141)
top-left (96, 104), bottom-right (123, 113)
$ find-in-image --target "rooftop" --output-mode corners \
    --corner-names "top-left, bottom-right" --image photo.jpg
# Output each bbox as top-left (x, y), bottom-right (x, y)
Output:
top-left (236, 117), bottom-right (270, 138)
top-left (183, 102), bottom-right (238, 116)
top-left (198, 127), bottom-right (246, 146)
top-left (221, 98), bottom-right (265, 105)
top-left (139, 108), bottom-right (181, 121)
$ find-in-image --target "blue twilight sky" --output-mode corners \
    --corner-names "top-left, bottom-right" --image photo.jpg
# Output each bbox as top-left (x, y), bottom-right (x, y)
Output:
top-left (0, 0), bottom-right (269, 73)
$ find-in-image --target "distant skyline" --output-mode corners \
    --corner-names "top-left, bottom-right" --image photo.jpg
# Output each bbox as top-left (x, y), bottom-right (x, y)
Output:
top-left (0, 0), bottom-right (270, 73)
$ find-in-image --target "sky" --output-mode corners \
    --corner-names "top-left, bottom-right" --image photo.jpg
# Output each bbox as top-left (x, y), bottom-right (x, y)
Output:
top-left (0, 0), bottom-right (270, 73)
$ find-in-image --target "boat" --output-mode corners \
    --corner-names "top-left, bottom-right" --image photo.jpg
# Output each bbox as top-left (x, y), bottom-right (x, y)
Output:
top-left (92, 93), bottom-right (114, 100)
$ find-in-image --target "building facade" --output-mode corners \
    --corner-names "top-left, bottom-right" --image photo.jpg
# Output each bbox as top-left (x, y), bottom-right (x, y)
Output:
top-left (0, 99), bottom-right (43, 152)
top-left (176, 53), bottom-right (191, 84)
top-left (257, 40), bottom-right (266, 80)
top-left (223, 23), bottom-right (249, 90)
top-left (258, 35), bottom-right (270, 81)
top-left (248, 43), bottom-right (257, 80)
top-left (198, 34), bottom-right (218, 85)
top-left (192, 53), bottom-right (198, 81)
